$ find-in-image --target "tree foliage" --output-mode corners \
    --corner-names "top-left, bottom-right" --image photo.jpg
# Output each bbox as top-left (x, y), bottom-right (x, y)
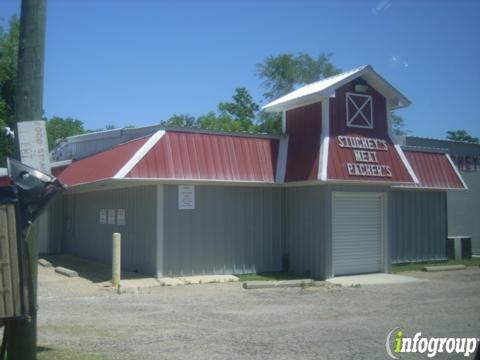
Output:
top-left (446, 130), bottom-right (479, 144)
top-left (256, 52), bottom-right (341, 100)
top-left (391, 114), bottom-right (409, 136)
top-left (0, 15), bottom-right (19, 164)
top-left (161, 87), bottom-right (262, 133)
top-left (46, 116), bottom-right (86, 149)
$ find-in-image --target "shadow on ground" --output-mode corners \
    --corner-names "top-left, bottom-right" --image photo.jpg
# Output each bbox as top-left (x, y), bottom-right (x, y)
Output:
top-left (41, 254), bottom-right (145, 283)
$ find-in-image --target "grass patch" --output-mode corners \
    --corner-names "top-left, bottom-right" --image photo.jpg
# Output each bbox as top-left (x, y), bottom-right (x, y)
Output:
top-left (37, 346), bottom-right (105, 360)
top-left (392, 257), bottom-right (480, 273)
top-left (235, 272), bottom-right (307, 281)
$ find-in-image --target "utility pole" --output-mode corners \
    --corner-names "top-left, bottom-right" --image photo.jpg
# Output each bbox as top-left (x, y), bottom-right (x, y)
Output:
top-left (7, 0), bottom-right (47, 359)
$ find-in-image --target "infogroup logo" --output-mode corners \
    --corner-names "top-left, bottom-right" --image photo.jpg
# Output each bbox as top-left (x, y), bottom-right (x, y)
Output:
top-left (385, 327), bottom-right (479, 359)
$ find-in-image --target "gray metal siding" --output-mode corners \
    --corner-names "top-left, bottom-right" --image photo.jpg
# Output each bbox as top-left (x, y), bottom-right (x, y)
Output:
top-left (63, 186), bottom-right (157, 275)
top-left (390, 190), bottom-right (447, 263)
top-left (448, 172), bottom-right (480, 254)
top-left (162, 185), bottom-right (283, 276)
top-left (285, 186), bottom-right (329, 279)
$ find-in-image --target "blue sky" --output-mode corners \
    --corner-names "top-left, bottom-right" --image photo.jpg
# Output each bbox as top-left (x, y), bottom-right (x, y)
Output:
top-left (1, 0), bottom-right (479, 138)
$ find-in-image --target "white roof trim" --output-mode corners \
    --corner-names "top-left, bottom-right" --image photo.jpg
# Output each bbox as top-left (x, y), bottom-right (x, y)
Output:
top-left (113, 130), bottom-right (165, 179)
top-left (445, 153), bottom-right (468, 190)
top-left (51, 159), bottom-right (72, 168)
top-left (263, 65), bottom-right (411, 112)
top-left (275, 136), bottom-right (289, 183)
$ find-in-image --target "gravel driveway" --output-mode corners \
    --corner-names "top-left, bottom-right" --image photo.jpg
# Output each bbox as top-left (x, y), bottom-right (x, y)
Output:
top-left (38, 266), bottom-right (480, 360)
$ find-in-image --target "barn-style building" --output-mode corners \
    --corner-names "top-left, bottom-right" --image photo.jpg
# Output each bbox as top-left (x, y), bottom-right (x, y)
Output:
top-left (40, 65), bottom-right (467, 279)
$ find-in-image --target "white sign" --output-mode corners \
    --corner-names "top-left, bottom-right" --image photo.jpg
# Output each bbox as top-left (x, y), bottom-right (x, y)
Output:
top-left (17, 120), bottom-right (51, 174)
top-left (178, 185), bottom-right (195, 210)
top-left (117, 209), bottom-right (126, 225)
top-left (99, 209), bottom-right (106, 224)
top-left (108, 209), bottom-right (116, 224)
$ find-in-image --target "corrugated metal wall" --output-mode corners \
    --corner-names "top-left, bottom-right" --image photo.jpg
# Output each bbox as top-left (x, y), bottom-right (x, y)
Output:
top-left (285, 186), bottom-right (328, 279)
top-left (162, 185), bottom-right (283, 276)
top-left (448, 172), bottom-right (480, 254)
top-left (390, 190), bottom-right (447, 263)
top-left (62, 186), bottom-right (158, 275)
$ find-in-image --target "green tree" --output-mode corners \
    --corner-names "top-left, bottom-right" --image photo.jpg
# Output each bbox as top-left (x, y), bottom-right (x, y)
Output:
top-left (0, 15), bottom-right (20, 164)
top-left (218, 87), bottom-right (259, 131)
top-left (255, 111), bottom-right (282, 135)
top-left (256, 52), bottom-right (341, 100)
top-left (46, 116), bottom-right (85, 149)
top-left (391, 114), bottom-right (409, 136)
top-left (446, 130), bottom-right (479, 143)
top-left (160, 114), bottom-right (197, 128)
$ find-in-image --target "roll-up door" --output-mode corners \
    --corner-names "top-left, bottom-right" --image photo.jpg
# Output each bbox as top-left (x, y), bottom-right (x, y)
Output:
top-left (332, 193), bottom-right (385, 276)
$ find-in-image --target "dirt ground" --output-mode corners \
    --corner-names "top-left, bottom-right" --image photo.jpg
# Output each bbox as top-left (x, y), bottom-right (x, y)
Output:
top-left (37, 265), bottom-right (480, 360)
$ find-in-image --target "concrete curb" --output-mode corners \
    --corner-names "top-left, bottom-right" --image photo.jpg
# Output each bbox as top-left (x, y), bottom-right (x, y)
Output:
top-left (242, 279), bottom-right (315, 289)
top-left (423, 265), bottom-right (467, 272)
top-left (38, 258), bottom-right (52, 268)
top-left (55, 266), bottom-right (79, 278)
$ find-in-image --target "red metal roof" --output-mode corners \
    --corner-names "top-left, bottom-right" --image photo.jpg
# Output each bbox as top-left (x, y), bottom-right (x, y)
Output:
top-left (58, 137), bottom-right (148, 186)
top-left (57, 131), bottom-right (279, 186)
top-left (404, 150), bottom-right (465, 189)
top-left (126, 131), bottom-right (279, 182)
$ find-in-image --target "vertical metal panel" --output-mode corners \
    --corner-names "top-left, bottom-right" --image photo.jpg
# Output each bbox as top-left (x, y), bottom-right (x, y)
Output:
top-left (448, 171), bottom-right (480, 254)
top-left (285, 186), bottom-right (328, 279)
top-left (284, 102), bottom-right (322, 182)
top-left (62, 186), bottom-right (157, 276)
top-left (162, 185), bottom-right (283, 276)
top-left (390, 190), bottom-right (447, 263)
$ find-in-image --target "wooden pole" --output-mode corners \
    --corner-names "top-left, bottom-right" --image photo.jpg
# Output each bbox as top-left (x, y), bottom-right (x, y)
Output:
top-left (112, 233), bottom-right (121, 288)
top-left (7, 0), bottom-right (47, 358)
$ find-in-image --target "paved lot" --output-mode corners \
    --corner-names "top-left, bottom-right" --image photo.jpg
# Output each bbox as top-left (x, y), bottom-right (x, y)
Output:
top-left (38, 266), bottom-right (480, 360)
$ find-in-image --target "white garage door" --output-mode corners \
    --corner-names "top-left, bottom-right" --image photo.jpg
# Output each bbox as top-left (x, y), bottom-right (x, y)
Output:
top-left (332, 193), bottom-right (384, 276)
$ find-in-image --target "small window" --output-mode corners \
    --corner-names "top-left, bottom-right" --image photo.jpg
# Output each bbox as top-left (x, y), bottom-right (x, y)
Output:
top-left (346, 92), bottom-right (373, 129)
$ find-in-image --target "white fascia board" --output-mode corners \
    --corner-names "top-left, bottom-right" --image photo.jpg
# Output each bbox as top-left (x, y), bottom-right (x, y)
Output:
top-left (275, 136), bottom-right (289, 183)
top-left (446, 153), bottom-right (468, 190)
top-left (50, 159), bottom-right (72, 168)
top-left (114, 130), bottom-right (165, 179)
top-left (318, 97), bottom-right (330, 181)
top-left (386, 99), bottom-right (419, 184)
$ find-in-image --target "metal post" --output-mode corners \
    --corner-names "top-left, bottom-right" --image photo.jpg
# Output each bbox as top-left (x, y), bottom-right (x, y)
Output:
top-left (7, 0), bottom-right (47, 359)
top-left (112, 233), bottom-right (121, 288)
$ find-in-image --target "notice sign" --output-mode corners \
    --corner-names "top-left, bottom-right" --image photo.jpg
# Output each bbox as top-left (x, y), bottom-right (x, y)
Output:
top-left (337, 136), bottom-right (392, 177)
top-left (17, 120), bottom-right (51, 174)
top-left (117, 209), bottom-right (126, 225)
top-left (178, 185), bottom-right (195, 210)
top-left (99, 209), bottom-right (106, 224)
top-left (108, 209), bottom-right (116, 224)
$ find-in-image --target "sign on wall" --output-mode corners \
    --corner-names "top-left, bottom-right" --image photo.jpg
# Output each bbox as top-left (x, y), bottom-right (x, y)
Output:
top-left (99, 209), bottom-right (106, 224)
top-left (108, 209), bottom-right (116, 224)
top-left (337, 136), bottom-right (392, 177)
top-left (117, 209), bottom-right (126, 225)
top-left (178, 185), bottom-right (195, 210)
top-left (16, 120), bottom-right (51, 174)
